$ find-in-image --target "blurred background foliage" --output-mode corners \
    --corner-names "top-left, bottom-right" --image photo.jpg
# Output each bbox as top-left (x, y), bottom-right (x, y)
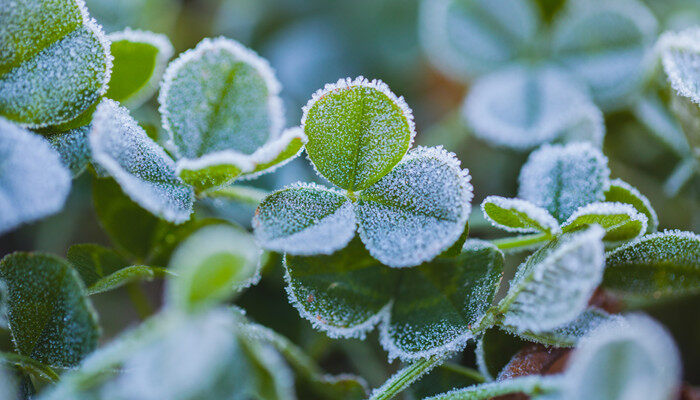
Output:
top-left (1, 0), bottom-right (699, 389)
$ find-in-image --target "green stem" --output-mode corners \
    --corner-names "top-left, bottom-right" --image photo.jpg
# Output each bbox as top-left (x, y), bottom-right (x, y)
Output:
top-left (490, 233), bottom-right (549, 252)
top-left (368, 355), bottom-right (444, 400)
top-left (199, 185), bottom-right (269, 207)
top-left (126, 282), bottom-right (154, 320)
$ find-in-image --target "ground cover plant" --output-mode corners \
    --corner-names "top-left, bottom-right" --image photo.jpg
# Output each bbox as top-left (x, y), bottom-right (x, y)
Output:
top-left (0, 0), bottom-right (699, 399)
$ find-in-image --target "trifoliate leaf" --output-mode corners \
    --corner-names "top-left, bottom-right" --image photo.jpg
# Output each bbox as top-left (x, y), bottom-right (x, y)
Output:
top-left (0, 118), bottom-right (71, 235)
top-left (0, 252), bottom-right (99, 368)
top-left (105, 29), bottom-right (173, 108)
top-left (551, 0), bottom-right (658, 110)
top-left (285, 239), bottom-right (503, 361)
top-left (518, 142), bottom-right (610, 222)
top-left (301, 77), bottom-right (415, 191)
top-left (48, 125), bottom-right (91, 177)
top-left (0, 0), bottom-right (112, 128)
top-left (356, 146), bottom-right (472, 268)
top-left (498, 226), bottom-right (606, 333)
top-left (253, 183), bottom-right (356, 256)
top-left (562, 315), bottom-right (680, 400)
top-left (418, 0), bottom-right (540, 81)
top-left (481, 196), bottom-right (560, 235)
top-left (423, 375), bottom-right (563, 400)
top-left (167, 224), bottom-right (262, 311)
top-left (90, 99), bottom-right (194, 223)
top-left (603, 230), bottom-right (700, 305)
top-left (464, 65), bottom-right (602, 150)
top-left (476, 328), bottom-right (528, 381)
top-left (604, 179), bottom-right (658, 233)
top-left (561, 202), bottom-right (647, 242)
top-left (501, 308), bottom-right (613, 347)
top-left (657, 27), bottom-right (700, 105)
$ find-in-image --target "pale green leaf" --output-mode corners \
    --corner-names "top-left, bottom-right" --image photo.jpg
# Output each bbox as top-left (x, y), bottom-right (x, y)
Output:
top-left (670, 92), bottom-right (700, 161)
top-left (48, 125), bottom-right (91, 177)
top-left (481, 196), bottom-right (560, 235)
top-left (561, 202), bottom-right (647, 242)
top-left (604, 179), bottom-right (658, 233)
top-left (85, 0), bottom-right (180, 33)
top-left (0, 352), bottom-right (59, 383)
top-left (66, 243), bottom-right (128, 287)
top-left (87, 265), bottom-right (169, 295)
top-left (632, 92), bottom-right (691, 158)
top-left (658, 27), bottom-right (700, 105)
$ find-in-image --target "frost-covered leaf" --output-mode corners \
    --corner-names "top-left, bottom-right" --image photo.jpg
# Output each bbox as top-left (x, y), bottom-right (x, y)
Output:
top-left (106, 29), bottom-right (173, 108)
top-left (302, 77), bottom-right (415, 191)
top-left (418, 0), bottom-right (540, 81)
top-left (239, 127), bottom-right (307, 180)
top-left (604, 179), bottom-right (658, 233)
top-left (0, 118), bottom-right (71, 235)
top-left (476, 328), bottom-right (528, 381)
top-left (498, 226), bottom-right (606, 333)
top-left (561, 315), bottom-right (680, 400)
top-left (551, 0), bottom-right (658, 109)
top-left (0, 351), bottom-right (59, 383)
top-left (518, 142), bottom-right (610, 222)
top-left (670, 92), bottom-right (700, 161)
top-left (481, 196), bottom-right (560, 235)
top-left (0, 0), bottom-right (112, 127)
top-left (90, 99), bottom-right (194, 223)
top-left (464, 65), bottom-right (602, 150)
top-left (423, 375), bottom-right (562, 400)
top-left (633, 93), bottom-right (692, 158)
top-left (657, 27), bottom-right (700, 105)
top-left (253, 183), bottom-right (356, 256)
top-left (48, 125), bottom-right (91, 177)
top-left (561, 202), bottom-right (647, 242)
top-left (285, 239), bottom-right (503, 361)
top-left (0, 252), bottom-right (99, 368)
top-left (88, 265), bottom-right (169, 296)
top-left (501, 308), bottom-right (613, 347)
top-left (167, 224), bottom-right (262, 311)
top-left (603, 230), bottom-right (700, 304)
top-left (356, 146), bottom-right (472, 268)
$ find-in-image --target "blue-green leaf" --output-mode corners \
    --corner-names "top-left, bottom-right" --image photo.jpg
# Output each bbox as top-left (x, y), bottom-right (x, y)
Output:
top-left (48, 125), bottom-right (91, 177)
top-left (657, 27), bottom-right (700, 105)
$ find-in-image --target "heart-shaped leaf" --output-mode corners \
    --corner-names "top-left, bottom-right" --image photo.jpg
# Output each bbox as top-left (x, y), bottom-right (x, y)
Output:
top-left (90, 99), bottom-right (194, 223)
top-left (418, 0), bottom-right (540, 81)
top-left (604, 179), bottom-right (658, 233)
top-left (0, 118), bottom-right (71, 235)
top-left (657, 27), bottom-right (700, 105)
top-left (481, 196), bottom-right (560, 235)
top-left (603, 230), bottom-right (700, 305)
top-left (48, 125), bottom-right (91, 177)
top-left (356, 146), bottom-right (472, 268)
top-left (285, 239), bottom-right (503, 361)
top-left (0, 0), bottom-right (112, 128)
top-left (105, 29), bottom-right (173, 108)
top-left (302, 77), bottom-right (415, 191)
top-left (0, 252), bottom-right (99, 368)
top-left (476, 328), bottom-right (528, 381)
top-left (498, 226), bottom-right (606, 333)
top-left (561, 202), bottom-right (648, 242)
top-left (518, 142), bottom-right (610, 222)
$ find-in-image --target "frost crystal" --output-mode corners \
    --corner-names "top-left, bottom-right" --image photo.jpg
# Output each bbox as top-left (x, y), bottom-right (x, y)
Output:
top-left (49, 125), bottom-right (91, 176)
top-left (518, 142), bottom-right (610, 222)
top-left (657, 27), bottom-right (700, 105)
top-left (90, 99), bottom-right (194, 223)
top-left (481, 195), bottom-right (561, 234)
top-left (357, 146), bottom-right (472, 268)
top-left (0, 118), bottom-right (71, 235)
top-left (561, 202), bottom-right (648, 242)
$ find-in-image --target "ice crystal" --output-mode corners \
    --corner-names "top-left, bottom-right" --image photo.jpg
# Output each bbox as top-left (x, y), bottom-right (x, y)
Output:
top-left (49, 125), bottom-right (91, 176)
top-left (657, 27), bottom-right (700, 105)
top-left (481, 195), bottom-right (561, 235)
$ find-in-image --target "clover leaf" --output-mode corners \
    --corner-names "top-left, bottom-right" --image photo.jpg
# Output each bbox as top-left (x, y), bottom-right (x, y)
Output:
top-left (284, 239), bottom-right (503, 360)
top-left (481, 195), bottom-right (561, 235)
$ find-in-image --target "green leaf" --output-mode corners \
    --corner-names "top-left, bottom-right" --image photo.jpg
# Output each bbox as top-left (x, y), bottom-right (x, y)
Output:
top-left (500, 308), bottom-right (612, 347)
top-left (475, 328), bottom-right (528, 381)
top-left (0, 352), bottom-right (59, 383)
top-left (48, 125), bottom-right (91, 177)
top-left (658, 27), bottom-right (700, 106)
top-left (0, 118), bottom-right (71, 235)
top-left (481, 196), bottom-right (560, 235)
top-left (166, 224), bottom-right (262, 311)
top-left (90, 99), bottom-right (194, 223)
top-left (518, 142), bottom-right (610, 222)
top-left (201, 185), bottom-right (268, 208)
top-left (604, 179), bottom-right (658, 233)
top-left (551, 0), bottom-right (658, 110)
top-left (0, 0), bottom-right (112, 127)
top-left (424, 375), bottom-right (563, 400)
top-left (498, 226), bottom-right (606, 333)
top-left (561, 202), bottom-right (647, 242)
top-left (253, 183), bottom-right (356, 256)
top-left (0, 252), bottom-right (99, 367)
top-left (357, 146), bottom-right (472, 268)
top-left (105, 29), bottom-right (173, 108)
top-left (603, 230), bottom-right (700, 305)
top-left (285, 239), bottom-right (503, 360)
top-left (302, 77), bottom-right (415, 191)
top-left (87, 265), bottom-right (169, 295)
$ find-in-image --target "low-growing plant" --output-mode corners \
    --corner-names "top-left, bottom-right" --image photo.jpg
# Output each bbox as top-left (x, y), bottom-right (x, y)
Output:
top-left (0, 0), bottom-right (699, 399)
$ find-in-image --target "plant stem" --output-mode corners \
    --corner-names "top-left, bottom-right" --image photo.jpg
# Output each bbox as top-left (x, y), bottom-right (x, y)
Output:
top-left (126, 282), bottom-right (154, 320)
top-left (368, 355), bottom-right (444, 400)
top-left (490, 233), bottom-right (549, 252)
top-left (199, 185), bottom-right (269, 207)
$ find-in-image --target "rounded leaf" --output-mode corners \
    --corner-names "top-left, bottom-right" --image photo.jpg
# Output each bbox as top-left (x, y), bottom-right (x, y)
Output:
top-left (481, 196), bottom-right (560, 235)
top-left (302, 77), bottom-right (416, 191)
top-left (561, 202), bottom-right (648, 242)
top-left (657, 27), bottom-right (700, 105)
top-left (604, 178), bottom-right (658, 233)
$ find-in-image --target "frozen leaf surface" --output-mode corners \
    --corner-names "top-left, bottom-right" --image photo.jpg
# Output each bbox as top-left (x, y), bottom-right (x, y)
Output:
top-left (0, 118), bottom-right (71, 235)
top-left (0, 252), bottom-right (99, 368)
top-left (502, 308), bottom-right (613, 347)
top-left (561, 202), bottom-right (647, 242)
top-left (302, 77), bottom-right (415, 191)
top-left (604, 179), bottom-right (658, 233)
top-left (518, 142), bottom-right (610, 222)
top-left (499, 226), bottom-right (606, 333)
top-left (0, 0), bottom-right (112, 127)
top-left (481, 196), bottom-right (560, 235)
top-left (658, 27), bottom-right (700, 105)
top-left (253, 183), bottom-right (356, 256)
top-left (356, 146), bottom-right (472, 268)
top-left (285, 239), bottom-right (503, 361)
top-left (48, 125), bottom-right (91, 177)
top-left (90, 99), bottom-right (194, 223)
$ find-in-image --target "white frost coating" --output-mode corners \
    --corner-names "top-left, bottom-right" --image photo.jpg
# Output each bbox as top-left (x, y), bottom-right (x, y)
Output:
top-left (518, 142), bottom-right (611, 222)
top-left (253, 182), bottom-right (356, 256)
top-left (0, 118), bottom-right (71, 235)
top-left (90, 99), bottom-right (194, 223)
top-left (239, 126), bottom-right (308, 180)
top-left (657, 27), bottom-right (700, 105)
top-left (108, 28), bottom-right (173, 108)
top-left (175, 150), bottom-right (256, 176)
top-left (563, 315), bottom-right (681, 400)
top-left (562, 202), bottom-right (648, 238)
top-left (605, 229), bottom-right (700, 260)
top-left (481, 195), bottom-right (561, 234)
top-left (379, 317), bottom-right (476, 362)
top-left (608, 178), bottom-right (659, 232)
top-left (501, 226), bottom-right (606, 333)
top-left (356, 146), bottom-right (472, 268)
top-left (464, 65), bottom-right (598, 150)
